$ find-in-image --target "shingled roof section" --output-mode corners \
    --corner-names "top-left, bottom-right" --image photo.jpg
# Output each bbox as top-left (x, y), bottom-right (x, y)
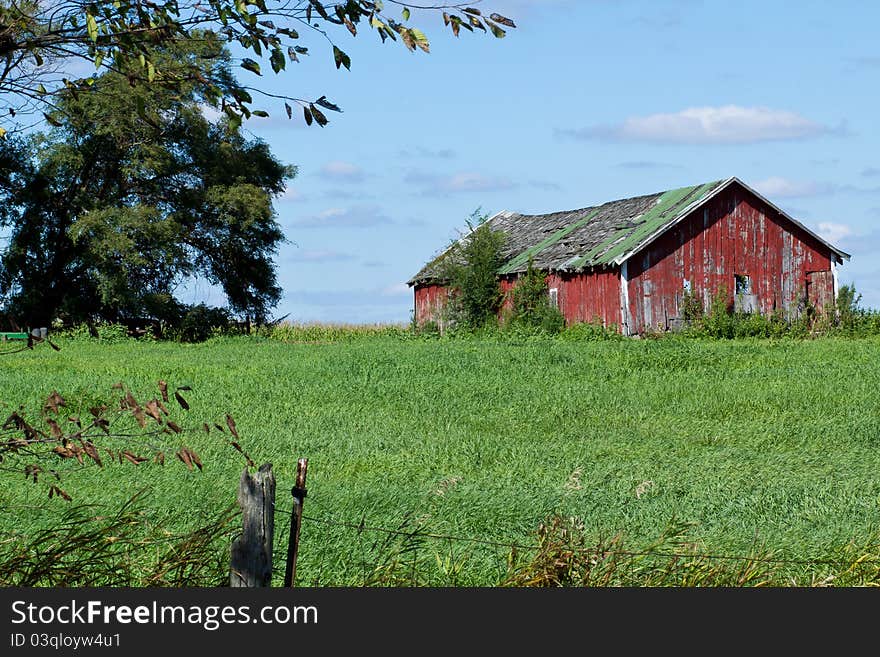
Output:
top-left (409, 176), bottom-right (853, 286)
top-left (409, 179), bottom-right (727, 285)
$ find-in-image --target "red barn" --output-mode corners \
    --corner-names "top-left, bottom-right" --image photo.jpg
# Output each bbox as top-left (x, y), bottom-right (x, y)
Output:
top-left (408, 177), bottom-right (850, 335)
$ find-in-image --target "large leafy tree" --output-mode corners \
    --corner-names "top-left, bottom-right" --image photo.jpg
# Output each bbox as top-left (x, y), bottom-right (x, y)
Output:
top-left (0, 35), bottom-right (292, 327)
top-left (0, 1), bottom-right (515, 135)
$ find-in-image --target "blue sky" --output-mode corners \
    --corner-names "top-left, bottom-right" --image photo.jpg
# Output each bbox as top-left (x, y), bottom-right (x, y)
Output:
top-left (187, 0), bottom-right (880, 323)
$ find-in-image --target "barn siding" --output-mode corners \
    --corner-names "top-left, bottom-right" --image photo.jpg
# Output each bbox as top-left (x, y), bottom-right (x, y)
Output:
top-left (626, 187), bottom-right (833, 333)
top-left (551, 270), bottom-right (621, 327)
top-left (413, 284), bottom-right (448, 324)
top-left (499, 277), bottom-right (516, 316)
top-left (498, 270), bottom-right (621, 327)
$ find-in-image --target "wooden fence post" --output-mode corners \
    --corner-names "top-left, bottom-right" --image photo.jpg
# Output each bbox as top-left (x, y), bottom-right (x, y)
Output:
top-left (283, 458), bottom-right (309, 587)
top-left (230, 463), bottom-right (276, 587)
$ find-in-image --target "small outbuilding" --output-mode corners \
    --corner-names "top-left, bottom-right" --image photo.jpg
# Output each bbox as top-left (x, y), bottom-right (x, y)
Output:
top-left (408, 176), bottom-right (851, 335)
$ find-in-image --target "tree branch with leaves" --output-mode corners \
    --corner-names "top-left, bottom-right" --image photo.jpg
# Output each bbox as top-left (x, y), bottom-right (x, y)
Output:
top-left (0, 0), bottom-right (516, 136)
top-left (0, 381), bottom-right (256, 501)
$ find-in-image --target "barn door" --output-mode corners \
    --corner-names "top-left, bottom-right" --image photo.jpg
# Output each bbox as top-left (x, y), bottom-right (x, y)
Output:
top-left (806, 270), bottom-right (832, 310)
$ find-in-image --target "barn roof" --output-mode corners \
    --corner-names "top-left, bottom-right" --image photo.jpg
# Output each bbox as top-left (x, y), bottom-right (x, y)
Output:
top-left (408, 176), bottom-right (850, 285)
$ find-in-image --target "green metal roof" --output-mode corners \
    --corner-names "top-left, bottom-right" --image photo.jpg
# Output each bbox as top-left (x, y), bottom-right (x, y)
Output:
top-left (567, 180), bottom-right (722, 268)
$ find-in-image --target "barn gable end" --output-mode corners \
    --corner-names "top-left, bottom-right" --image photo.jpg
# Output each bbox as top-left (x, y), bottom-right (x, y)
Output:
top-left (624, 184), bottom-right (840, 333)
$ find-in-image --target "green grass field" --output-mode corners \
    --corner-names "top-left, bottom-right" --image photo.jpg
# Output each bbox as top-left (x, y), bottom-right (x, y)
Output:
top-left (2, 332), bottom-right (880, 585)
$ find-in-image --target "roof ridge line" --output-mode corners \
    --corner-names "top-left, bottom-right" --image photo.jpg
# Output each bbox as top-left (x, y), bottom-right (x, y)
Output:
top-left (610, 179), bottom-right (728, 266)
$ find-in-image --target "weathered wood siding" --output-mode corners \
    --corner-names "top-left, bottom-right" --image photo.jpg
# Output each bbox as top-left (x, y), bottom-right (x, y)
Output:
top-left (625, 186), bottom-right (833, 333)
top-left (499, 270), bottom-right (621, 327)
top-left (551, 270), bottom-right (621, 327)
top-left (413, 283), bottom-right (448, 324)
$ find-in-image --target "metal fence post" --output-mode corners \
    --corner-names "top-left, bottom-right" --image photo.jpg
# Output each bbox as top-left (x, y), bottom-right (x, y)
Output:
top-left (284, 458), bottom-right (309, 587)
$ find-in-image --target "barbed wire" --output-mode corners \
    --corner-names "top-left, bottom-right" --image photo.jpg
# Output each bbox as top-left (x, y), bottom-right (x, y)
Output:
top-left (270, 505), bottom-right (867, 569)
top-left (0, 488), bottom-right (871, 575)
top-left (301, 512), bottom-right (539, 551)
top-left (0, 344), bottom-right (32, 356)
top-left (0, 334), bottom-right (62, 356)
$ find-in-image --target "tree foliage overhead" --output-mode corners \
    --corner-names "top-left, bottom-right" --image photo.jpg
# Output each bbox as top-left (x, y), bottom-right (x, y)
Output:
top-left (0, 36), bottom-right (292, 327)
top-left (0, 0), bottom-right (516, 135)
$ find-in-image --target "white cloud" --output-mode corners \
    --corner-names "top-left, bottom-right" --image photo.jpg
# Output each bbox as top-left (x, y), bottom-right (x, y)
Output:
top-left (399, 146), bottom-right (456, 159)
top-left (381, 282), bottom-right (410, 297)
top-left (288, 249), bottom-right (354, 263)
top-left (279, 186), bottom-right (306, 202)
top-left (815, 222), bottom-right (853, 244)
top-left (528, 179), bottom-right (564, 191)
top-left (291, 206), bottom-right (393, 228)
top-left (560, 106), bottom-right (831, 144)
top-left (405, 170), bottom-right (517, 196)
top-left (317, 161), bottom-right (367, 183)
top-left (445, 173), bottom-right (514, 192)
top-left (322, 189), bottom-right (375, 201)
top-left (616, 161), bottom-right (683, 170)
top-left (751, 177), bottom-right (834, 198)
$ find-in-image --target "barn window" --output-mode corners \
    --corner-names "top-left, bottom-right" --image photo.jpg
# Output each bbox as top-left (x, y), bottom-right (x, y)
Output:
top-left (549, 288), bottom-right (559, 308)
top-left (734, 274), bottom-right (752, 296)
top-left (683, 279), bottom-right (691, 293)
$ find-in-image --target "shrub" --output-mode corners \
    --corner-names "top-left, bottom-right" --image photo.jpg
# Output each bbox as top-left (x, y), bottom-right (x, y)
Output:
top-left (560, 318), bottom-right (621, 341)
top-left (506, 258), bottom-right (565, 334)
top-left (441, 210), bottom-right (507, 329)
top-left (267, 321), bottom-right (411, 343)
top-left (684, 287), bottom-right (804, 339)
top-left (731, 310), bottom-right (773, 338)
top-left (175, 304), bottom-right (232, 343)
top-left (681, 287), bottom-right (704, 324)
top-left (57, 321), bottom-right (132, 343)
top-left (412, 319), bottom-right (442, 338)
top-left (700, 287), bottom-right (735, 338)
top-left (501, 512), bottom-right (880, 586)
top-left (835, 284), bottom-right (861, 333)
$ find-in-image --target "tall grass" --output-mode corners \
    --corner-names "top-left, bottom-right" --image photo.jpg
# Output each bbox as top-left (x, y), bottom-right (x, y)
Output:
top-left (0, 491), bottom-right (236, 586)
top-left (2, 332), bottom-right (880, 585)
top-left (264, 321), bottom-right (412, 343)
